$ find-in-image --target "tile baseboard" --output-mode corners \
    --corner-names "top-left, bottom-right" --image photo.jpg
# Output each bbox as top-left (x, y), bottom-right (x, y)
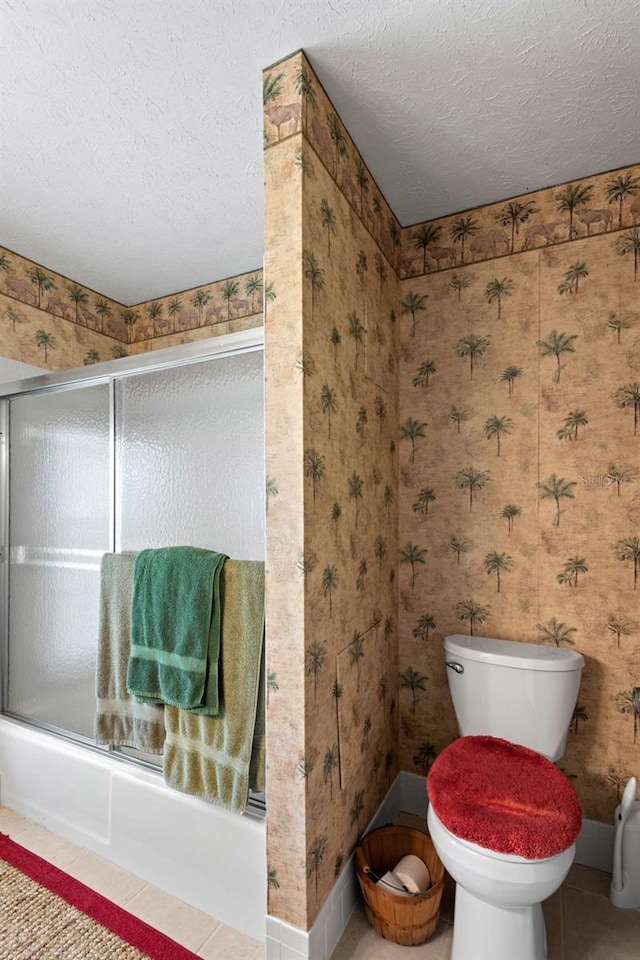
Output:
top-left (265, 775), bottom-right (402, 960)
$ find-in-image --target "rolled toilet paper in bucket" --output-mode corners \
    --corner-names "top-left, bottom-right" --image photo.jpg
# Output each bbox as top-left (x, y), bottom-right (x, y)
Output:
top-left (378, 870), bottom-right (412, 896)
top-left (392, 854), bottom-right (431, 893)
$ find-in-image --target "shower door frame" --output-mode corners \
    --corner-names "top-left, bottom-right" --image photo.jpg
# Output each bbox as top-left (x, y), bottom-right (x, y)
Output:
top-left (0, 328), bottom-right (265, 776)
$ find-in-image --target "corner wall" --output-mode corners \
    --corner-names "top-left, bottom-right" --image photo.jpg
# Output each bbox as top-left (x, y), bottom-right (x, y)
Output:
top-left (398, 165), bottom-right (640, 823)
top-left (263, 51), bottom-right (401, 930)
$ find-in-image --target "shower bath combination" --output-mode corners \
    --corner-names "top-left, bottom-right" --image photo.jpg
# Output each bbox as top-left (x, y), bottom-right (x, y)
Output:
top-left (0, 330), bottom-right (268, 941)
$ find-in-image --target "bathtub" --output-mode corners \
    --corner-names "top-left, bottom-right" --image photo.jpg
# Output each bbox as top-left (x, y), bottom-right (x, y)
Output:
top-left (0, 717), bottom-right (267, 941)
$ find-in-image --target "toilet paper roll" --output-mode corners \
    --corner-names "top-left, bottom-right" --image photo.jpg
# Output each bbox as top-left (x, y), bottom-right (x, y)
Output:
top-left (392, 854), bottom-right (431, 893)
top-left (378, 870), bottom-right (412, 897)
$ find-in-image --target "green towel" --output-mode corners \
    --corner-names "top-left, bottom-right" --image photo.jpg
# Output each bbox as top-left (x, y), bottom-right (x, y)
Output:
top-left (164, 560), bottom-right (265, 812)
top-left (127, 546), bottom-right (227, 714)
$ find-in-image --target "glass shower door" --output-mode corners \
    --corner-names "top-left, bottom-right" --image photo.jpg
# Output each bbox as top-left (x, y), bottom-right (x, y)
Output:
top-left (2, 343), bottom-right (265, 759)
top-left (6, 383), bottom-right (111, 739)
top-left (115, 351), bottom-right (265, 558)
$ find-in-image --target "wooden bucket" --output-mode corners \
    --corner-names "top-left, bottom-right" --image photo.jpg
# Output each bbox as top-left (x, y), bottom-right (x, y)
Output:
top-left (354, 825), bottom-right (445, 946)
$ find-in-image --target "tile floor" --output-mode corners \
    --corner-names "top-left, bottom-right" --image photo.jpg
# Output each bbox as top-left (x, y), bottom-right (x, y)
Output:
top-left (333, 814), bottom-right (640, 960)
top-left (2, 805), bottom-right (639, 960)
top-left (0, 805), bottom-right (263, 960)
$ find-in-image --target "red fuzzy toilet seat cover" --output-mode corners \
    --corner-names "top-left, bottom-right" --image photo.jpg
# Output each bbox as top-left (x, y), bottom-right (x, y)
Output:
top-left (427, 736), bottom-right (582, 860)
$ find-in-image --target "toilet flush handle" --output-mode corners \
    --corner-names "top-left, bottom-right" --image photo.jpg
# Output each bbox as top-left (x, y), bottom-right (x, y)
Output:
top-left (446, 661), bottom-right (464, 674)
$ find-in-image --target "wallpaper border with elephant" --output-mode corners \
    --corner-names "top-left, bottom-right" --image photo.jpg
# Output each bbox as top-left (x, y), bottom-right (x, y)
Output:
top-left (263, 51), bottom-right (403, 277)
top-left (0, 244), bottom-right (263, 371)
top-left (4, 41), bottom-right (638, 939)
top-left (401, 164), bottom-right (640, 278)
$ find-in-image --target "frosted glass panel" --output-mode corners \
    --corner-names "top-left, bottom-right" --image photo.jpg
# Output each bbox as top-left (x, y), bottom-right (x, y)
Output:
top-left (116, 351), bottom-right (264, 559)
top-left (7, 385), bottom-right (110, 737)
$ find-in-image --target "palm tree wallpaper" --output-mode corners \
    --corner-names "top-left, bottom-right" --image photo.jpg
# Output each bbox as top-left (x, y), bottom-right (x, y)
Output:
top-left (0, 244), bottom-right (263, 370)
top-left (263, 52), bottom-right (399, 930)
top-left (399, 165), bottom-right (640, 832)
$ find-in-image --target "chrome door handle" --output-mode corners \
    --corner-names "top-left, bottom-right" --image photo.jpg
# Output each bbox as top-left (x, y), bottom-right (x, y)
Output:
top-left (446, 661), bottom-right (464, 674)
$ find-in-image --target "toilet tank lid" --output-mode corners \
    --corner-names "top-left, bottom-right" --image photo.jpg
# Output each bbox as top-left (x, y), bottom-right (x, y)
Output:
top-left (444, 634), bottom-right (584, 672)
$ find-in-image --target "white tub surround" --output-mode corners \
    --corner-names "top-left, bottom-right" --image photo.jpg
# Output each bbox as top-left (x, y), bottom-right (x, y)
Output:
top-left (0, 719), bottom-right (267, 941)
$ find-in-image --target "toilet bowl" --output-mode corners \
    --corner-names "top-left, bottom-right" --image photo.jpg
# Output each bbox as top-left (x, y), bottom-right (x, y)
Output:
top-left (428, 637), bottom-right (585, 960)
top-left (427, 803), bottom-right (574, 960)
top-left (427, 806), bottom-right (575, 960)
top-left (427, 803), bottom-right (575, 909)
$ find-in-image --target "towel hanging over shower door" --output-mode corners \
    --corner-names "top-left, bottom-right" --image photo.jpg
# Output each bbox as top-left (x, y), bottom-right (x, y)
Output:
top-left (163, 559), bottom-right (265, 813)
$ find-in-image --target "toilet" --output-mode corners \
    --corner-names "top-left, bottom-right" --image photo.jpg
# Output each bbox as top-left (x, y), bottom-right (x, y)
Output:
top-left (426, 634), bottom-right (585, 960)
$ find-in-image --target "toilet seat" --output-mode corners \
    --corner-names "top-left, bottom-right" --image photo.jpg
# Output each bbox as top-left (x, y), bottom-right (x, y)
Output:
top-left (427, 735), bottom-right (582, 860)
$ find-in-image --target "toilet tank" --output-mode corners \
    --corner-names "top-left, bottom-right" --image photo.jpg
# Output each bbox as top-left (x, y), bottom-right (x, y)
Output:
top-left (444, 635), bottom-right (585, 761)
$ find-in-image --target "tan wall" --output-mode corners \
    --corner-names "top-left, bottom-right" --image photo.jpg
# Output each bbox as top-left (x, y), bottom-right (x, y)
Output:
top-left (0, 245), bottom-right (262, 370)
top-left (263, 55), bottom-right (308, 927)
top-left (264, 52), bottom-right (401, 929)
top-left (398, 165), bottom-right (640, 823)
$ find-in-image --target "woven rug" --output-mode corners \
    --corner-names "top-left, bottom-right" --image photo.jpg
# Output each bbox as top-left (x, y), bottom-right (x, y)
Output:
top-left (0, 833), bottom-right (200, 960)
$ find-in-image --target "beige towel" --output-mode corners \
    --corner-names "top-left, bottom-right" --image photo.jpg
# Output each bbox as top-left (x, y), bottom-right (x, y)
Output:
top-left (164, 560), bottom-right (265, 812)
top-left (95, 553), bottom-right (165, 753)
top-left (249, 640), bottom-right (266, 795)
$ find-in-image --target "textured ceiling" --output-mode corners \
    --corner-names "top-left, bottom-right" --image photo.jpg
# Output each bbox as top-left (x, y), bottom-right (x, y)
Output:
top-left (1, 0), bottom-right (639, 304)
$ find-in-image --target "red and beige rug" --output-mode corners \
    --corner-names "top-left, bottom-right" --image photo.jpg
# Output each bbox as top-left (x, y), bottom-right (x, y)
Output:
top-left (0, 833), bottom-right (200, 959)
